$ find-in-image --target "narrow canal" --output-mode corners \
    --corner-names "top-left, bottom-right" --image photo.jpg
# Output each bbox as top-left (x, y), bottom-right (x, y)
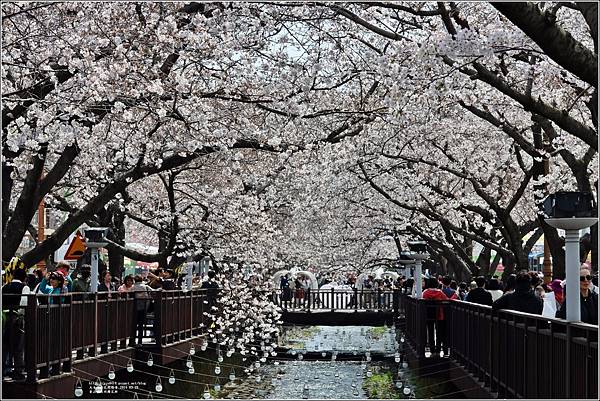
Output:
top-left (91, 325), bottom-right (466, 399)
top-left (223, 325), bottom-right (420, 399)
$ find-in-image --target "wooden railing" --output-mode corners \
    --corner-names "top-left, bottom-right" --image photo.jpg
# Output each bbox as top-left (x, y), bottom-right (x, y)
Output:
top-left (403, 296), bottom-right (598, 399)
top-left (270, 288), bottom-right (405, 312)
top-left (3, 289), bottom-right (213, 383)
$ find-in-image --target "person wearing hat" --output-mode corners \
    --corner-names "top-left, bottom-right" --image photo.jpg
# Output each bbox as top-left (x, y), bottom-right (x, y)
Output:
top-left (37, 271), bottom-right (67, 304)
top-left (72, 264), bottom-right (92, 292)
top-left (54, 262), bottom-right (73, 292)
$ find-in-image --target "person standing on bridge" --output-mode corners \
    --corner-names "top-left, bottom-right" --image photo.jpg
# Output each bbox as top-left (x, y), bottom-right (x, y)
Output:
top-left (71, 264), bottom-right (91, 292)
top-left (280, 274), bottom-right (292, 303)
top-left (486, 278), bottom-right (504, 302)
top-left (441, 276), bottom-right (458, 299)
top-left (422, 277), bottom-right (449, 355)
top-left (293, 277), bottom-right (304, 307)
top-left (132, 275), bottom-right (153, 344)
top-left (37, 271), bottom-right (68, 304)
top-left (465, 277), bottom-right (493, 306)
top-left (555, 267), bottom-right (598, 324)
top-left (201, 271), bottom-right (220, 312)
top-left (2, 268), bottom-right (29, 381)
top-left (492, 272), bottom-right (542, 315)
top-left (97, 270), bottom-right (116, 293)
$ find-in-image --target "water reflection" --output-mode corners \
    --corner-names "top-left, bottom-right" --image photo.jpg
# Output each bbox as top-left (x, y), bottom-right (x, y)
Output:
top-left (279, 325), bottom-right (397, 355)
top-left (267, 360), bottom-right (367, 399)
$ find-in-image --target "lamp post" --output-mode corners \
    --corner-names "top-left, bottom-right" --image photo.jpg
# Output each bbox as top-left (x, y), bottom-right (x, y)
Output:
top-left (408, 241), bottom-right (429, 298)
top-left (397, 251), bottom-right (414, 278)
top-left (84, 228), bottom-right (109, 293)
top-left (544, 192), bottom-right (597, 322)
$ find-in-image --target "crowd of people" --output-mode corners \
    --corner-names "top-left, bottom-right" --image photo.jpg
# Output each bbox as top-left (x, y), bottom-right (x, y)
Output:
top-left (419, 267), bottom-right (598, 356)
top-left (1, 261), bottom-right (220, 382)
top-left (416, 267), bottom-right (599, 324)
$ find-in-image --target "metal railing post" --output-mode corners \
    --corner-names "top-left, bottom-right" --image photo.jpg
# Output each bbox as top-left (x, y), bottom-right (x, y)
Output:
top-left (102, 294), bottom-right (109, 353)
top-left (25, 294), bottom-right (38, 382)
top-left (306, 289), bottom-right (311, 312)
top-left (91, 293), bottom-right (98, 356)
top-left (155, 292), bottom-right (163, 345)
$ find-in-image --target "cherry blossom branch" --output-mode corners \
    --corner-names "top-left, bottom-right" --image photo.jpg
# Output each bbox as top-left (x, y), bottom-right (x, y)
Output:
top-left (492, 2), bottom-right (596, 87)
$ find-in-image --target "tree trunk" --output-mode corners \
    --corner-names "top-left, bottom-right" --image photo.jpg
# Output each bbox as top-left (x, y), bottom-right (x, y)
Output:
top-left (2, 147), bottom-right (47, 263)
top-left (107, 232), bottom-right (125, 278)
top-left (476, 247), bottom-right (492, 275)
top-left (2, 161), bottom-right (14, 233)
top-left (501, 252), bottom-right (516, 280)
top-left (540, 218), bottom-right (566, 279)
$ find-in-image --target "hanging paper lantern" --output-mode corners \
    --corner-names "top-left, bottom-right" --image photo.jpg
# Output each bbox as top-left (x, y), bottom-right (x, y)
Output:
top-left (74, 379), bottom-right (83, 397)
top-left (108, 364), bottom-right (116, 380)
top-left (203, 385), bottom-right (211, 399)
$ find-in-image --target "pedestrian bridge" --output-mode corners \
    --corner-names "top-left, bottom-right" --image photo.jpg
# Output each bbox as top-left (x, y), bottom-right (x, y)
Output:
top-left (2, 289), bottom-right (597, 399)
top-left (270, 288), bottom-right (401, 326)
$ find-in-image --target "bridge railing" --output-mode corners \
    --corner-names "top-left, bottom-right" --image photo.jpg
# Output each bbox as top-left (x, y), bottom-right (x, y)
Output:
top-left (3, 290), bottom-right (211, 383)
top-left (403, 296), bottom-right (598, 399)
top-left (271, 288), bottom-right (401, 312)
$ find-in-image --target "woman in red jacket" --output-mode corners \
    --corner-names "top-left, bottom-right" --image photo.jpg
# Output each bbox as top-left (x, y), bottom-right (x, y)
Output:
top-left (422, 277), bottom-right (449, 355)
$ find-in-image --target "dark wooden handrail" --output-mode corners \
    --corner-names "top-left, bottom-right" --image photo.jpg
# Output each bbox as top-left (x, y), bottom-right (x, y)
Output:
top-left (3, 289), bottom-right (214, 383)
top-left (269, 288), bottom-right (398, 312)
top-left (402, 296), bottom-right (598, 399)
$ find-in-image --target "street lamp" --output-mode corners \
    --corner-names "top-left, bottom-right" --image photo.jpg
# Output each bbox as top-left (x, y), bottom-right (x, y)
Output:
top-left (407, 241), bottom-right (429, 298)
top-left (84, 228), bottom-right (109, 293)
top-left (397, 251), bottom-right (415, 282)
top-left (543, 192), bottom-right (597, 322)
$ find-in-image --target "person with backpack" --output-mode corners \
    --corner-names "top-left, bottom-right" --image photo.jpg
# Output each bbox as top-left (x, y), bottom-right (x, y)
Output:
top-left (441, 276), bottom-right (458, 299)
top-left (132, 275), bottom-right (153, 344)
